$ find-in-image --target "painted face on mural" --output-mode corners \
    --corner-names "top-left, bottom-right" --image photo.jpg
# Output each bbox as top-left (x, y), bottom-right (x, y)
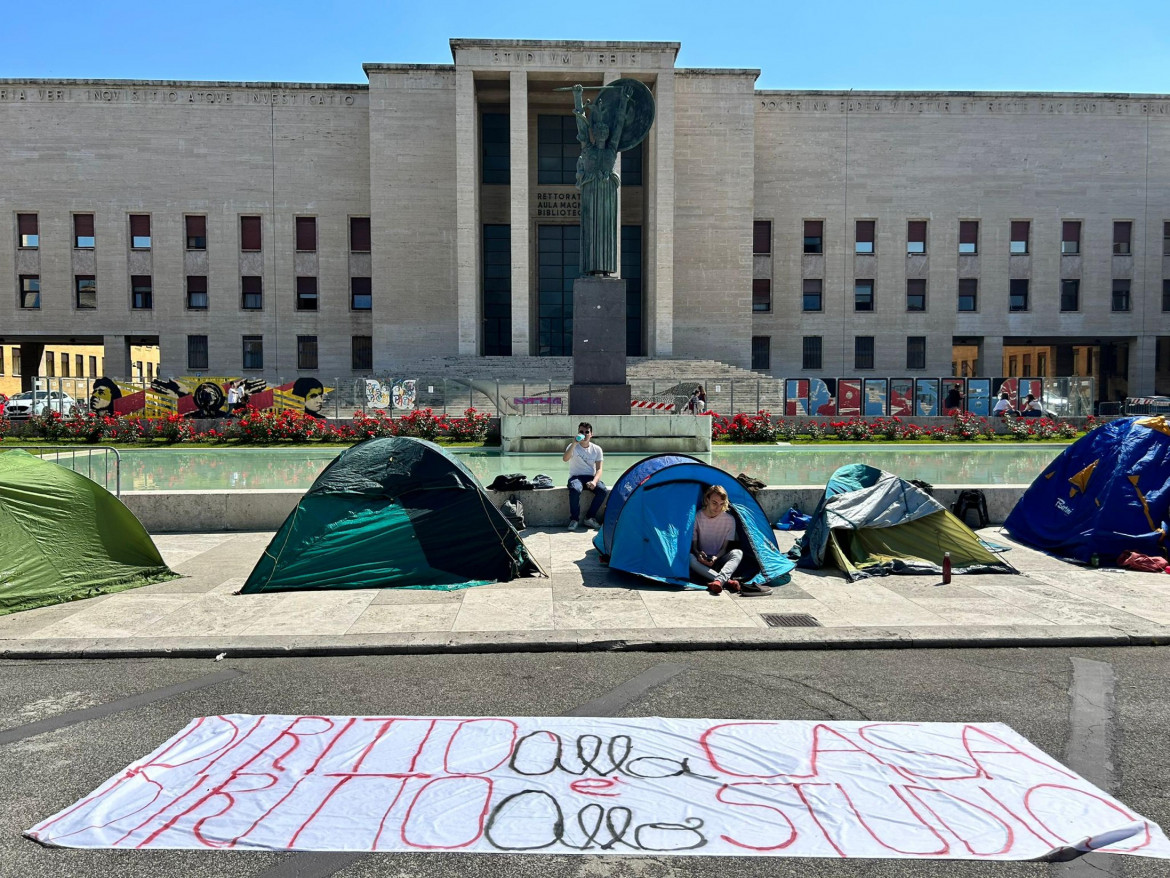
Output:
top-left (90, 385), bottom-right (113, 412)
top-left (304, 388), bottom-right (324, 414)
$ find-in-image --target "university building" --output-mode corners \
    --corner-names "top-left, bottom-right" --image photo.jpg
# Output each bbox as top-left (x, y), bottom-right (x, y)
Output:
top-left (2, 39), bottom-right (1168, 402)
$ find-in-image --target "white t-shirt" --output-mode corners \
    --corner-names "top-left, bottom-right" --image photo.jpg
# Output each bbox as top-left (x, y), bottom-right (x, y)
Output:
top-left (694, 510), bottom-right (736, 557)
top-left (567, 441), bottom-right (604, 478)
top-left (993, 398), bottom-right (1011, 414)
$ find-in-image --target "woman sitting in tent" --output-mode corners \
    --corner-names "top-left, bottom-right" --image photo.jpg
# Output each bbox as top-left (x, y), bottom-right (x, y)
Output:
top-left (691, 485), bottom-right (772, 596)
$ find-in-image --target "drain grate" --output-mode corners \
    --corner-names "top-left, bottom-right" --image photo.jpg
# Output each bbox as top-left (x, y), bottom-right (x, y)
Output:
top-left (761, 613), bottom-right (822, 628)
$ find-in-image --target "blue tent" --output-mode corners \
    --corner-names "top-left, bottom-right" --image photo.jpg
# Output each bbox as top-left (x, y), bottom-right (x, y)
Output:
top-left (593, 454), bottom-right (793, 589)
top-left (1004, 416), bottom-right (1170, 565)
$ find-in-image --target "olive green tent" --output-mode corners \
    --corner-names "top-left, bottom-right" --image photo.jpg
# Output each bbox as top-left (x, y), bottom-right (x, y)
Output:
top-left (241, 437), bottom-right (545, 594)
top-left (0, 450), bottom-right (177, 615)
top-left (793, 464), bottom-right (1016, 580)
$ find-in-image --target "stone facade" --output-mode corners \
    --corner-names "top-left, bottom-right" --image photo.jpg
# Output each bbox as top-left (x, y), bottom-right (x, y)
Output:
top-left (2, 43), bottom-right (1168, 397)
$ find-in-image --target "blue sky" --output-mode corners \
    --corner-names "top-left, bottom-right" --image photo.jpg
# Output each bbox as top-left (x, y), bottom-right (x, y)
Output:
top-left (4, 0), bottom-right (1169, 93)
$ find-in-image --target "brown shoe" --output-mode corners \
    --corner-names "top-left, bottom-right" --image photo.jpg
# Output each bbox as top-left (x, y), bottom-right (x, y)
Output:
top-left (723, 579), bottom-right (741, 593)
top-left (707, 581), bottom-right (723, 595)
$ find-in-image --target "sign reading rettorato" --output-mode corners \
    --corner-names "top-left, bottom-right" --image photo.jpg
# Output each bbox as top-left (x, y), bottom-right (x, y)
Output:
top-left (535, 191), bottom-right (580, 218)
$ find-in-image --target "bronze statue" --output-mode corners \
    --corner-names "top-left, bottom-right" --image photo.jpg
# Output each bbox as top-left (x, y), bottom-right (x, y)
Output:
top-left (562, 79), bottom-right (655, 275)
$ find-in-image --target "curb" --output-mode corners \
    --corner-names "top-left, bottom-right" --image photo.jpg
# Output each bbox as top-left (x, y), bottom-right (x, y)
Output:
top-left (3, 625), bottom-right (1168, 661)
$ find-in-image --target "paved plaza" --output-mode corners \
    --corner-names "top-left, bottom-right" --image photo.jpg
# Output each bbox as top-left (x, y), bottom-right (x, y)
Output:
top-left (2, 526), bottom-right (1168, 658)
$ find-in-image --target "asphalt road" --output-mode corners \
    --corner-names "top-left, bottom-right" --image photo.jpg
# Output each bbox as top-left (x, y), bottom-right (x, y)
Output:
top-left (2, 647), bottom-right (1168, 877)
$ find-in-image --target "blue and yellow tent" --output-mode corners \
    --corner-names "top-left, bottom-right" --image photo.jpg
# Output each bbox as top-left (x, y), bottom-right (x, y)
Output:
top-left (1004, 416), bottom-right (1170, 565)
top-left (593, 454), bottom-right (793, 589)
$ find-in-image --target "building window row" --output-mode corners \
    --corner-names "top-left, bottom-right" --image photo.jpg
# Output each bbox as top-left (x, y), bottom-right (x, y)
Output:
top-left (186, 335), bottom-right (374, 373)
top-left (784, 277), bottom-right (1159, 314)
top-left (13, 350), bottom-right (102, 379)
top-left (777, 217), bottom-right (1164, 256)
top-left (17, 274), bottom-right (374, 312)
top-left (13, 213), bottom-right (372, 253)
top-left (793, 335), bottom-right (929, 372)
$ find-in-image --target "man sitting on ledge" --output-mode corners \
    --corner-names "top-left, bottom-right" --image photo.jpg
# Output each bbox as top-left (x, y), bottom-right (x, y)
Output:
top-left (563, 422), bottom-right (608, 531)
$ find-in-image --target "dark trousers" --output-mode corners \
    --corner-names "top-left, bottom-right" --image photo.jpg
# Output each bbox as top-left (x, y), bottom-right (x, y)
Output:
top-left (567, 476), bottom-right (609, 521)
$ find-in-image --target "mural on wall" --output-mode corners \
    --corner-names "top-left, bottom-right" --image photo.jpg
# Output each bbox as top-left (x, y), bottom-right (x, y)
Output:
top-left (784, 379), bottom-right (809, 415)
top-left (86, 376), bottom-right (337, 418)
top-left (808, 378), bottom-right (836, 416)
top-left (837, 379), bottom-right (862, 417)
top-left (863, 379), bottom-right (887, 416)
top-left (967, 379), bottom-right (991, 416)
top-left (915, 379), bottom-right (940, 416)
top-left (356, 378), bottom-right (417, 411)
top-left (941, 378), bottom-right (966, 414)
top-left (889, 378), bottom-right (914, 416)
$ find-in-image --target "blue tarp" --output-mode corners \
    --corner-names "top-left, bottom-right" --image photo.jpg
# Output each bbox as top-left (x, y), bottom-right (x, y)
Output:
top-left (1004, 416), bottom-right (1170, 565)
top-left (593, 455), bottom-right (793, 588)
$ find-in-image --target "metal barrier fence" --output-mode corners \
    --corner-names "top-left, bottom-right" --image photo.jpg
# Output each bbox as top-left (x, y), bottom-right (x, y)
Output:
top-left (10, 445), bottom-right (121, 496)
top-left (22, 374), bottom-right (1097, 420)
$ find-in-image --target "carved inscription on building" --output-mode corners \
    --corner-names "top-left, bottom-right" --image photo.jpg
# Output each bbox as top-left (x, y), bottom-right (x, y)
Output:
top-left (758, 96), bottom-right (1170, 116)
top-left (0, 87), bottom-right (361, 106)
top-left (535, 191), bottom-right (580, 218)
top-left (490, 50), bottom-right (641, 67)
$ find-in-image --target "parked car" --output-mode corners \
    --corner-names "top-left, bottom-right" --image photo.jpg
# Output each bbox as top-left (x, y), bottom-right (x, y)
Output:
top-left (3, 390), bottom-right (80, 419)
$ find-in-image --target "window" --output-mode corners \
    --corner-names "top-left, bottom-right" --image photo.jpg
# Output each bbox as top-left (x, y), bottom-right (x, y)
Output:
top-left (1062, 221), bottom-right (1081, 255)
top-left (802, 278), bottom-right (822, 311)
top-left (906, 279), bottom-right (926, 311)
top-left (351, 276), bottom-right (372, 310)
top-left (184, 336), bottom-right (207, 371)
top-left (1009, 278), bottom-right (1029, 311)
top-left (1010, 221), bottom-right (1030, 254)
top-left (240, 215), bottom-right (262, 251)
top-left (959, 220), bottom-right (979, 254)
top-left (1113, 221), bottom-right (1132, 255)
top-left (854, 336), bottom-right (875, 370)
top-left (89, 355), bottom-right (97, 376)
top-left (350, 217), bottom-right (371, 253)
top-left (17, 213), bottom-right (38, 248)
top-left (147, 362), bottom-right (154, 382)
top-left (1061, 279), bottom-right (1080, 311)
top-left (185, 215), bottom-right (206, 250)
top-left (1112, 279), bottom-right (1131, 312)
top-left (1164, 280), bottom-right (1170, 312)
top-left (907, 220), bottom-right (927, 254)
top-left (187, 275), bottom-right (208, 310)
top-left (241, 276), bottom-right (263, 310)
top-left (621, 141), bottom-right (643, 186)
top-left (295, 217), bottom-right (317, 252)
top-left (907, 336), bottom-right (926, 370)
top-left (242, 336), bottom-right (264, 370)
top-left (621, 224), bottom-right (644, 356)
top-left (131, 275), bottom-right (153, 310)
top-left (802, 336), bottom-right (823, 371)
top-left (74, 213), bottom-right (95, 248)
top-left (1023, 354), bottom-right (1032, 376)
top-left (13, 352), bottom-right (20, 376)
top-left (481, 112), bottom-right (510, 185)
top-left (752, 278), bottom-right (771, 312)
top-left (76, 275), bottom-right (96, 309)
top-left (751, 336), bottom-right (770, 371)
top-left (1037, 353), bottom-right (1047, 376)
top-left (297, 335), bottom-right (318, 370)
top-left (19, 275), bottom-right (40, 309)
top-left (482, 224), bottom-right (511, 355)
top-left (75, 354), bottom-right (83, 377)
top-left (958, 278), bottom-right (977, 312)
top-left (753, 221), bottom-right (772, 255)
top-left (854, 279), bottom-right (874, 311)
top-left (60, 353), bottom-right (70, 378)
top-left (855, 220), bottom-right (875, 254)
top-left (803, 220), bottom-right (823, 254)
top-left (537, 224), bottom-right (579, 355)
top-left (45, 352), bottom-right (55, 377)
top-left (295, 276), bottom-right (318, 311)
top-left (1164, 221), bottom-right (1170, 256)
top-left (537, 114), bottom-right (578, 185)
top-left (129, 214), bottom-right (151, 249)
top-left (352, 335), bottom-right (373, 371)
top-left (0, 349), bottom-right (5, 375)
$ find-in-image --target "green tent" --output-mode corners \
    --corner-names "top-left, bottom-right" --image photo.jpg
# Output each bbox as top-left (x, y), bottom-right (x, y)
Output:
top-left (794, 463), bottom-right (1016, 580)
top-left (0, 450), bottom-right (177, 615)
top-left (241, 437), bottom-right (546, 594)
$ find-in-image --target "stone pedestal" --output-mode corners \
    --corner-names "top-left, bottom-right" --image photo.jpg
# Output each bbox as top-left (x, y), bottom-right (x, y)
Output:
top-left (569, 276), bottom-right (629, 415)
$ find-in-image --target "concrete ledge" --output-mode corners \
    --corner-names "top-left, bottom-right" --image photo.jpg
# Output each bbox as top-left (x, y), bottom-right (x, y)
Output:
top-left (124, 485), bottom-right (1030, 533)
top-left (500, 414), bottom-right (711, 453)
top-left (4, 624), bottom-right (1168, 660)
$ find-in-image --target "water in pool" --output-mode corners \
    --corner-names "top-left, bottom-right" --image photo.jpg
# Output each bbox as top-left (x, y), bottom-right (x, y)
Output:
top-left (58, 445), bottom-right (1068, 492)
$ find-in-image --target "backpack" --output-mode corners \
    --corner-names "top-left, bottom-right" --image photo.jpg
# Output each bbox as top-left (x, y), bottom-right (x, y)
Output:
top-left (532, 473), bottom-right (554, 489)
top-left (736, 473), bottom-right (767, 498)
top-left (500, 494), bottom-right (526, 530)
top-left (908, 478), bottom-right (934, 497)
top-left (952, 489), bottom-right (990, 529)
top-left (489, 473), bottom-right (533, 492)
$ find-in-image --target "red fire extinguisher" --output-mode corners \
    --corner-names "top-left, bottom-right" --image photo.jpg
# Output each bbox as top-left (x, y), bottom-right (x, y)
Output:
top-left (942, 552), bottom-right (952, 584)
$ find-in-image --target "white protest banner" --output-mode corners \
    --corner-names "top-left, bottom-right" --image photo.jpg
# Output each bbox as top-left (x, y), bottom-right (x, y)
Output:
top-left (25, 715), bottom-right (1170, 859)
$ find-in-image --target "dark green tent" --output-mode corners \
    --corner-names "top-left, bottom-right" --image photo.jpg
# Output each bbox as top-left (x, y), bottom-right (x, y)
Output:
top-left (0, 450), bottom-right (177, 615)
top-left (241, 437), bottom-right (546, 593)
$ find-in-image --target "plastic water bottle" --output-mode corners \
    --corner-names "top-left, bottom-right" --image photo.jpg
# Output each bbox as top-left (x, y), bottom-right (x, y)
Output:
top-left (942, 552), bottom-right (952, 584)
